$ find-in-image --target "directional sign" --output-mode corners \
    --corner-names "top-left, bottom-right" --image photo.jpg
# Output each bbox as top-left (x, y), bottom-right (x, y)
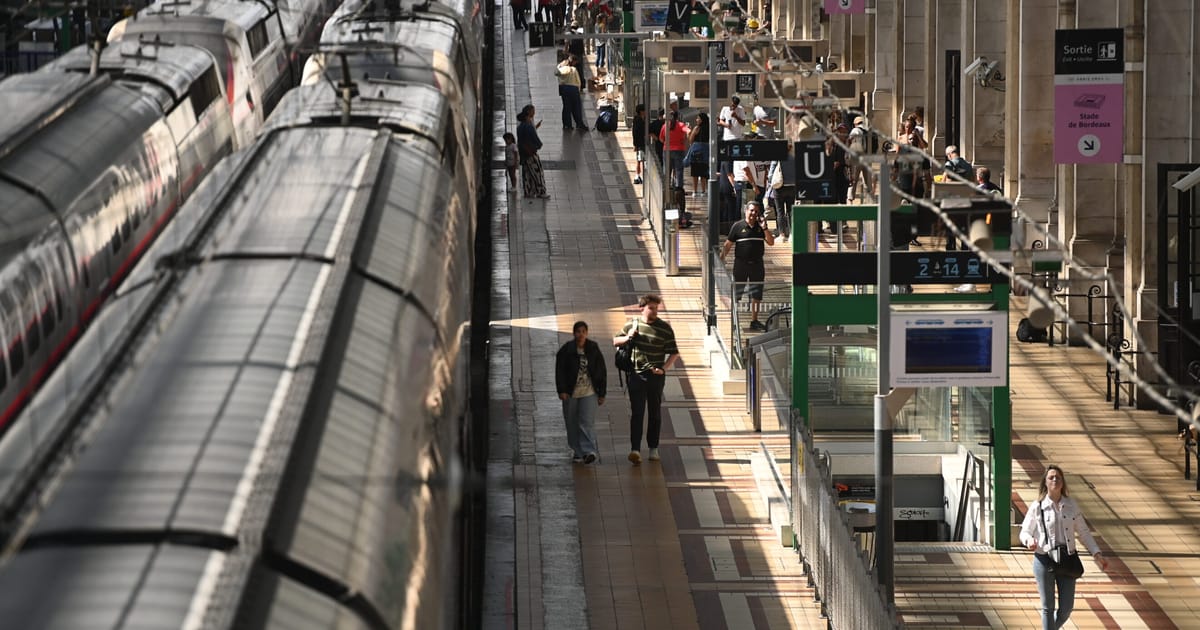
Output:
top-left (1054, 28), bottom-right (1123, 164)
top-left (794, 139), bottom-right (835, 203)
top-left (792, 251), bottom-right (995, 286)
top-left (824, 0), bottom-right (866, 14)
top-left (717, 139), bottom-right (789, 162)
top-left (529, 21), bottom-right (555, 48)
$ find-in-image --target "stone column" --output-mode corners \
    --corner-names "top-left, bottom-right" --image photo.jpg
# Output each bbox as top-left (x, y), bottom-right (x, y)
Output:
top-left (873, 0), bottom-right (901, 135)
top-left (1012, 0), bottom-right (1056, 252)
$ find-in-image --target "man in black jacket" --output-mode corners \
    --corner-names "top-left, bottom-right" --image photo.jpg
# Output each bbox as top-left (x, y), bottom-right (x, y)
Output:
top-left (555, 321), bottom-right (607, 464)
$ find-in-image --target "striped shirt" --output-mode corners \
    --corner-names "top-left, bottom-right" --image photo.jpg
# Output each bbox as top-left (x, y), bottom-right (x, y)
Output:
top-left (621, 317), bottom-right (679, 372)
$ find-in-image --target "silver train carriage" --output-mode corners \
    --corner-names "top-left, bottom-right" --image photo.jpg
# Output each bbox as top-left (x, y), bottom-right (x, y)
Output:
top-left (0, 3), bottom-right (484, 628)
top-left (113, 0), bottom-right (342, 148)
top-left (0, 0), bottom-right (338, 438)
top-left (0, 39), bottom-right (234, 436)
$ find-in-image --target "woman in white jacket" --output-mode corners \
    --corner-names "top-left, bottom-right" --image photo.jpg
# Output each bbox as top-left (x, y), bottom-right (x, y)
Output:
top-left (1019, 465), bottom-right (1109, 630)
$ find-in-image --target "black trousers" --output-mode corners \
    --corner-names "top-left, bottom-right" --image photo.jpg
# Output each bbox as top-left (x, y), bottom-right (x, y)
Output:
top-left (628, 371), bottom-right (666, 451)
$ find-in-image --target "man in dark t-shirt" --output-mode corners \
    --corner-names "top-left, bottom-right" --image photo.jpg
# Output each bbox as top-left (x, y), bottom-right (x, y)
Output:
top-left (720, 201), bottom-right (775, 331)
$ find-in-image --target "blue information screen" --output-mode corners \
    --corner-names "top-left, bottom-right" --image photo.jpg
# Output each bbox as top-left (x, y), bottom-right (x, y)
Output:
top-left (904, 328), bottom-right (993, 374)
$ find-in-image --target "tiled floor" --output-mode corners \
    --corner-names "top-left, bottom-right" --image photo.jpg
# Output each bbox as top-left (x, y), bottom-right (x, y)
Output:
top-left (485, 9), bottom-right (1200, 630)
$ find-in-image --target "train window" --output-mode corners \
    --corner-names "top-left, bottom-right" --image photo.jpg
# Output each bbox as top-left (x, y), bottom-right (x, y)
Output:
top-left (8, 336), bottom-right (23, 375)
top-left (189, 67), bottom-right (221, 114)
top-left (20, 283), bottom-right (40, 358)
top-left (0, 290), bottom-right (21, 377)
top-left (247, 22), bottom-right (269, 59)
top-left (111, 227), bottom-right (121, 254)
top-left (443, 127), bottom-right (459, 175)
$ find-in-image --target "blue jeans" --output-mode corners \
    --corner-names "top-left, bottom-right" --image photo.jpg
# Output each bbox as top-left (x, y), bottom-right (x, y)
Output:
top-left (558, 84), bottom-right (586, 129)
top-left (1034, 555), bottom-right (1077, 630)
top-left (562, 394), bottom-right (599, 457)
top-left (668, 151), bottom-right (684, 189)
top-left (627, 371), bottom-right (665, 451)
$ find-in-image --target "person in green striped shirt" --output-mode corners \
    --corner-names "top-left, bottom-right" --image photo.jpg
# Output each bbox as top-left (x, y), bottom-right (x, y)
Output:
top-left (613, 294), bottom-right (679, 465)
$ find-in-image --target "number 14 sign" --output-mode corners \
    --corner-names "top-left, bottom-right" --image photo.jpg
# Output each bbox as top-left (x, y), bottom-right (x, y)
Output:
top-left (824, 0), bottom-right (865, 13)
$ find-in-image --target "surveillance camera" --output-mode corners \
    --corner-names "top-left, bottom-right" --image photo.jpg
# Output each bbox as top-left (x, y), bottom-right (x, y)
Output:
top-left (1172, 166), bottom-right (1200, 192)
top-left (963, 56), bottom-right (987, 76)
top-left (980, 60), bottom-right (1003, 84)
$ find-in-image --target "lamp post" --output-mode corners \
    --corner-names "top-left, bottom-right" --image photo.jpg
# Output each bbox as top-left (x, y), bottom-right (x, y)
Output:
top-left (875, 158), bottom-right (894, 604)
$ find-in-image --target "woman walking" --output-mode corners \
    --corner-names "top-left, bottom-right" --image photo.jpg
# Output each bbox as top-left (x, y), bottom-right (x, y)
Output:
top-left (516, 104), bottom-right (550, 199)
top-left (555, 321), bottom-right (606, 464)
top-left (686, 112), bottom-right (709, 197)
top-left (1019, 465), bottom-right (1108, 630)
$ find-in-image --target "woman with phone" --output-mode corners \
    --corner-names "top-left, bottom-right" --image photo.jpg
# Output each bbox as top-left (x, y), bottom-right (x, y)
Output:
top-left (516, 104), bottom-right (550, 199)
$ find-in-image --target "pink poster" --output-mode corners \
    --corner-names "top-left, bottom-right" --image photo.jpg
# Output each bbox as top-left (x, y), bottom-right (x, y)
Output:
top-left (1054, 82), bottom-right (1124, 164)
top-left (824, 0), bottom-right (866, 14)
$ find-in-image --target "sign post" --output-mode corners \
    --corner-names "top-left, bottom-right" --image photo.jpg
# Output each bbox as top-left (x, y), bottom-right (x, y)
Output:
top-left (1054, 28), bottom-right (1124, 164)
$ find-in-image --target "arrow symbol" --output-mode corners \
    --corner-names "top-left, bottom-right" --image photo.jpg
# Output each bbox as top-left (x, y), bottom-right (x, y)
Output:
top-left (1082, 140), bottom-right (1095, 151)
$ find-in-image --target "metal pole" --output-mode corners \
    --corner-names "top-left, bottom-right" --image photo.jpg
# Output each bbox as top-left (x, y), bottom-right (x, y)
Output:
top-left (705, 42), bottom-right (720, 329)
top-left (875, 159), bottom-right (894, 603)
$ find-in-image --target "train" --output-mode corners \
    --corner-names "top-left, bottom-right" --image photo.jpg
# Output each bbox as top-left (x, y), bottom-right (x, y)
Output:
top-left (0, 0), bottom-right (337, 439)
top-left (0, 0), bottom-right (488, 628)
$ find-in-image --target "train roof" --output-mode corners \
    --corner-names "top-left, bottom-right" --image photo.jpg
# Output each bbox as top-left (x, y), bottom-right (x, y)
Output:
top-left (265, 77), bottom-right (450, 141)
top-left (132, 0), bottom-right (273, 33)
top-left (0, 72), bottom-right (102, 162)
top-left (46, 39), bottom-right (218, 110)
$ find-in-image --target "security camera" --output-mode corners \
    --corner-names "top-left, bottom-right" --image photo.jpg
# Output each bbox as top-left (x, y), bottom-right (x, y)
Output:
top-left (1172, 166), bottom-right (1200, 192)
top-left (979, 60), bottom-right (1003, 85)
top-left (963, 56), bottom-right (987, 76)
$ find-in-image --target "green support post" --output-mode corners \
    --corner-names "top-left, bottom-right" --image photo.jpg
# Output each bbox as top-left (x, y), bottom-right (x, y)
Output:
top-left (789, 204), bottom-right (1013, 551)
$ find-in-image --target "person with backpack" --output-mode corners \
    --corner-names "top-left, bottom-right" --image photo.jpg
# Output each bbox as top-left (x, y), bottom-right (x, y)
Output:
top-left (613, 294), bottom-right (679, 465)
top-left (556, 321), bottom-right (606, 464)
top-left (847, 116), bottom-right (875, 203)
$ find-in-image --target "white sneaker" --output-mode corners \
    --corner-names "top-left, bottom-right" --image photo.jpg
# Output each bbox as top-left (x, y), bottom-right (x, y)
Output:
top-left (648, 448), bottom-right (660, 461)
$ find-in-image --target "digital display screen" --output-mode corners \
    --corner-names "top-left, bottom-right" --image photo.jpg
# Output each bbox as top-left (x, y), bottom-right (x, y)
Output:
top-left (672, 45), bottom-right (703, 63)
top-left (789, 45), bottom-right (814, 63)
top-left (904, 328), bottom-right (993, 373)
top-left (693, 79), bottom-right (729, 99)
top-left (826, 79), bottom-right (859, 99)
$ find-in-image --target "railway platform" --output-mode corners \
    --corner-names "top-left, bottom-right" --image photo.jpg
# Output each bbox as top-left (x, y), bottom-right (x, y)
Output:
top-left (483, 7), bottom-right (1200, 629)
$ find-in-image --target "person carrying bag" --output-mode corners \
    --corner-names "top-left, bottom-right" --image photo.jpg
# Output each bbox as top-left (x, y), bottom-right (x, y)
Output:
top-left (1019, 465), bottom-right (1108, 630)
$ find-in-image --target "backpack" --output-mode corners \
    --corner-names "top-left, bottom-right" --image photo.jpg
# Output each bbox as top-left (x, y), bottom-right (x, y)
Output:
top-left (1015, 317), bottom-right (1049, 343)
top-left (596, 106), bottom-right (618, 132)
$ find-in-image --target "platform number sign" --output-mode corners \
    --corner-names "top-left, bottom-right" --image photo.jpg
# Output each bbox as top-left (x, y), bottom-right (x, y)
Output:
top-left (529, 21), bottom-right (554, 48)
top-left (794, 140), bottom-right (835, 202)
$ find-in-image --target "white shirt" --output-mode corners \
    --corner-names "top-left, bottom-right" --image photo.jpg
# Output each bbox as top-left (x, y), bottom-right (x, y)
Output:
top-left (719, 104), bottom-right (746, 140)
top-left (753, 104), bottom-right (775, 138)
top-left (1018, 495), bottom-right (1101, 556)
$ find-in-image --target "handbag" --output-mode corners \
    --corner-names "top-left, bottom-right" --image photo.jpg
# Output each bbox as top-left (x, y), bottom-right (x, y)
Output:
top-left (1039, 504), bottom-right (1085, 579)
top-left (769, 161), bottom-right (784, 189)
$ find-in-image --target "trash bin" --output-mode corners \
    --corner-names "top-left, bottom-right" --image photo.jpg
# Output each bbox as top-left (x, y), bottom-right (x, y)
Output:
top-left (664, 208), bottom-right (680, 276)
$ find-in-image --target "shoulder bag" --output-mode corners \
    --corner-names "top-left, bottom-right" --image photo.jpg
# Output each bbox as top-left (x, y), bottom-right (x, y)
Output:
top-left (614, 318), bottom-right (637, 373)
top-left (1039, 504), bottom-right (1085, 579)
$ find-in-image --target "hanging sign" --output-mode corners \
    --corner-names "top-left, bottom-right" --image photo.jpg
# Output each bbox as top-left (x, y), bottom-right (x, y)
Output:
top-left (1054, 28), bottom-right (1124, 164)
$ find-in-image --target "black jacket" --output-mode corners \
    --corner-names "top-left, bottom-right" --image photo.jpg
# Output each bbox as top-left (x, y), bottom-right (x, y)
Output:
top-left (555, 339), bottom-right (607, 398)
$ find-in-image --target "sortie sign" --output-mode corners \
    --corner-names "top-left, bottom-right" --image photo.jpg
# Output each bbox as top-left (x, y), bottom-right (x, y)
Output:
top-left (1054, 28), bottom-right (1124, 164)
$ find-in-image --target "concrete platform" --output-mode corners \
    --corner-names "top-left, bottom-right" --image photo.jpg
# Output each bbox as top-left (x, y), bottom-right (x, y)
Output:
top-left (483, 8), bottom-right (1200, 630)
